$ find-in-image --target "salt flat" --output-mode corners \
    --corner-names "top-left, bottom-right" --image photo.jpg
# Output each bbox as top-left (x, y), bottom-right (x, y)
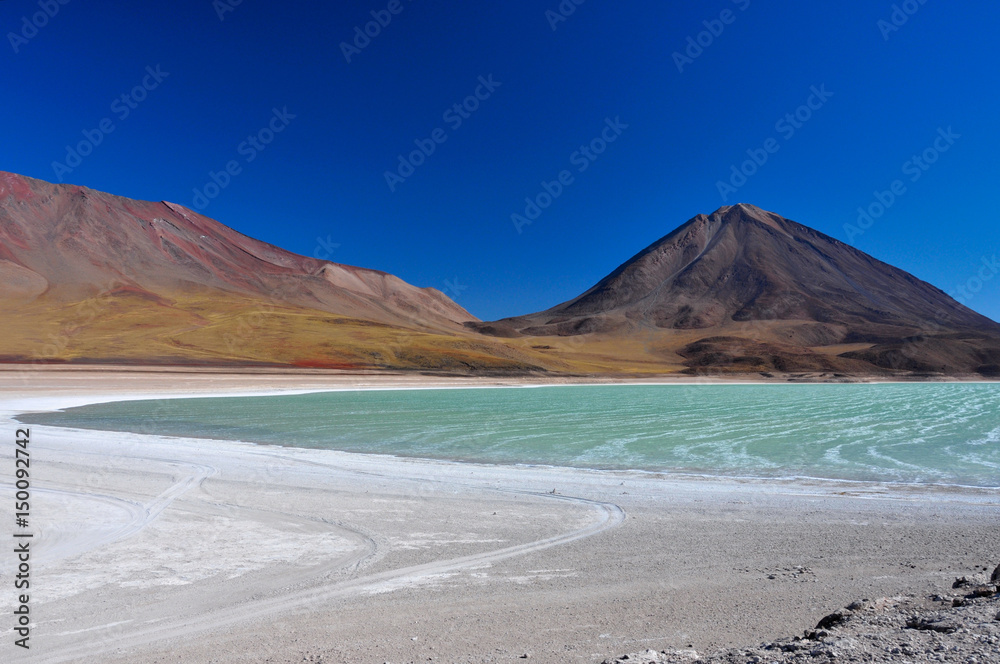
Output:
top-left (1, 369), bottom-right (998, 663)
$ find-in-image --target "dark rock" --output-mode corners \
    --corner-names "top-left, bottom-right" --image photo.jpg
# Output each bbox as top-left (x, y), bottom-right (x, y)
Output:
top-left (969, 585), bottom-right (996, 598)
top-left (603, 574), bottom-right (1000, 664)
top-left (991, 563), bottom-right (1000, 586)
top-left (906, 616), bottom-right (959, 633)
top-left (816, 609), bottom-right (853, 630)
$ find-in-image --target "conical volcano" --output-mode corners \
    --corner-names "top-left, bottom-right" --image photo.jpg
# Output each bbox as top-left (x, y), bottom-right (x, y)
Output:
top-left (474, 204), bottom-right (1000, 375)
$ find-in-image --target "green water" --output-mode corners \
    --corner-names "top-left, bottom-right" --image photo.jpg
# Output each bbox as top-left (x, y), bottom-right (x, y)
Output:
top-left (19, 383), bottom-right (1000, 487)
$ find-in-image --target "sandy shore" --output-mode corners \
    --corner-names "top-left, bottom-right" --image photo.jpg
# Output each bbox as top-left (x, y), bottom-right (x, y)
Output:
top-left (1, 369), bottom-right (998, 663)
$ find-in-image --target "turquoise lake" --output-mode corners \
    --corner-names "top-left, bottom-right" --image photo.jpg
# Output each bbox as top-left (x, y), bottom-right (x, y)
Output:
top-left (20, 384), bottom-right (1000, 487)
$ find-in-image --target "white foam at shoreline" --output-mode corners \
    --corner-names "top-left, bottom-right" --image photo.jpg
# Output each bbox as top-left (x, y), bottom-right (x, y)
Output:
top-left (6, 388), bottom-right (1000, 502)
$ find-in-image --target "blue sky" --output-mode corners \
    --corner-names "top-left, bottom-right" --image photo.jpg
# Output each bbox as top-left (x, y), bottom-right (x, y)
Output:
top-left (3, 0), bottom-right (999, 322)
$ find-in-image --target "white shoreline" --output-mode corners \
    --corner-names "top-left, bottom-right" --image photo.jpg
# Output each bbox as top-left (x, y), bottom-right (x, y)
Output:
top-left (10, 386), bottom-right (1000, 501)
top-left (3, 372), bottom-right (999, 663)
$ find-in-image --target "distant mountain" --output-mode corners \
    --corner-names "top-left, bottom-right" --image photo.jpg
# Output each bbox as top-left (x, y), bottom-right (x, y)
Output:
top-left (4, 174), bottom-right (996, 376)
top-left (0, 171), bottom-right (470, 328)
top-left (0, 171), bottom-right (543, 372)
top-left (472, 204), bottom-right (1000, 376)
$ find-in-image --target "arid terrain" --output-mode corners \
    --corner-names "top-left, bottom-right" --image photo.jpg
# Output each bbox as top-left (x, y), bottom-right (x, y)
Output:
top-left (3, 173), bottom-right (1000, 377)
top-left (605, 579), bottom-right (1000, 664)
top-left (2, 369), bottom-right (998, 664)
top-left (475, 204), bottom-right (1000, 377)
top-left (0, 171), bottom-right (547, 373)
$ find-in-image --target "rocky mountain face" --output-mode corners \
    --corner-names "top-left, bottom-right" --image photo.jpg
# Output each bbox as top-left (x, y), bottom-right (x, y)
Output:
top-left (0, 171), bottom-right (471, 331)
top-left (3, 172), bottom-right (997, 375)
top-left (473, 204), bottom-right (1000, 376)
top-left (0, 172), bottom-right (548, 372)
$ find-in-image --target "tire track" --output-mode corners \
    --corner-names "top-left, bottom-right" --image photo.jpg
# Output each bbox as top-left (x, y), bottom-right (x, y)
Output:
top-left (0, 460), bottom-right (214, 569)
top-left (33, 486), bottom-right (623, 663)
top-left (9, 422), bottom-right (624, 663)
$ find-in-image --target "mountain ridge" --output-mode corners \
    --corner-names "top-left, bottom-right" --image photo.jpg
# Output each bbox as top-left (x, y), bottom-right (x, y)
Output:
top-left (0, 171), bottom-right (473, 330)
top-left (0, 171), bottom-right (554, 372)
top-left (3, 171), bottom-right (998, 376)
top-left (471, 203), bottom-right (1000, 375)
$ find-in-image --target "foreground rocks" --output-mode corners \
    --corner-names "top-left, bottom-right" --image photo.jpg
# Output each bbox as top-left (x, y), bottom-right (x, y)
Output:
top-left (602, 568), bottom-right (1000, 664)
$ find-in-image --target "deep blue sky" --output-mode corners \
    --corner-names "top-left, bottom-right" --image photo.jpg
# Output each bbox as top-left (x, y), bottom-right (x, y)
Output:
top-left (3, 0), bottom-right (999, 322)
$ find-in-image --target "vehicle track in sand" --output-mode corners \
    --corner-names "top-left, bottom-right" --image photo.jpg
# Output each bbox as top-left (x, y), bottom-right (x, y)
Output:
top-left (19, 428), bottom-right (625, 664)
top-left (0, 458), bottom-right (214, 570)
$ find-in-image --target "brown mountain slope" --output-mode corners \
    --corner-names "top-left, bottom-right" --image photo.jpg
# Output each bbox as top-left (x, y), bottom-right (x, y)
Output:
top-left (472, 204), bottom-right (1000, 376)
top-left (4, 174), bottom-right (997, 377)
top-left (0, 172), bottom-right (548, 372)
top-left (0, 171), bottom-right (470, 329)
